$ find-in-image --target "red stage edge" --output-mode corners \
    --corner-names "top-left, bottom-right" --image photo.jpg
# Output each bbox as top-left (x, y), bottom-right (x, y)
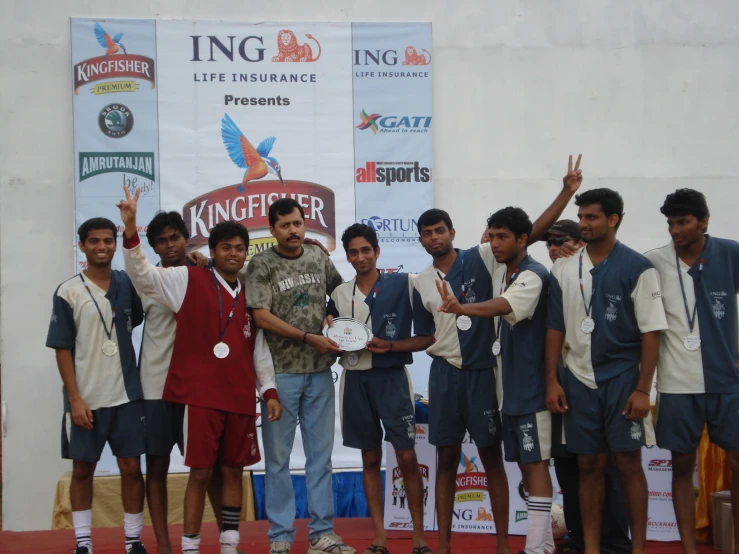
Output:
top-left (0, 518), bottom-right (711, 553)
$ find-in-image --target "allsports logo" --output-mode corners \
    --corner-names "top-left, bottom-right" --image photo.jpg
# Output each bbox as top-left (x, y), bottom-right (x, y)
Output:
top-left (355, 162), bottom-right (431, 185)
top-left (74, 22), bottom-right (155, 95)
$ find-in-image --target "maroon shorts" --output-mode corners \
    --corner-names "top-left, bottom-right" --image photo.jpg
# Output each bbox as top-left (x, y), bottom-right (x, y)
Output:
top-left (182, 405), bottom-right (261, 469)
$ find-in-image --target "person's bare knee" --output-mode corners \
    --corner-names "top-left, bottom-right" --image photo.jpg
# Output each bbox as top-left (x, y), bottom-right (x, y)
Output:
top-left (72, 460), bottom-right (96, 482)
top-left (395, 448), bottom-right (419, 472)
top-left (578, 453), bottom-right (607, 476)
top-left (437, 445), bottom-right (461, 473)
top-left (612, 450), bottom-right (642, 477)
top-left (671, 451), bottom-right (696, 479)
top-left (362, 448), bottom-right (383, 472)
top-left (117, 456), bottom-right (142, 479)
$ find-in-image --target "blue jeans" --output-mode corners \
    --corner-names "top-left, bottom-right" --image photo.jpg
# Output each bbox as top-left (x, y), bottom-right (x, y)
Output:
top-left (260, 370), bottom-right (336, 543)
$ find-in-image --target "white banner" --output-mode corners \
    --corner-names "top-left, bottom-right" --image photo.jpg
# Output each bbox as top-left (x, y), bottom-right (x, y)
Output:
top-left (71, 18), bottom-right (434, 474)
top-left (388, 435), bottom-right (693, 541)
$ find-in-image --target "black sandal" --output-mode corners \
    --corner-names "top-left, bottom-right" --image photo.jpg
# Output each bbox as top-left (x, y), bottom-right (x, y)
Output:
top-left (365, 546), bottom-right (390, 554)
top-left (412, 548), bottom-right (433, 554)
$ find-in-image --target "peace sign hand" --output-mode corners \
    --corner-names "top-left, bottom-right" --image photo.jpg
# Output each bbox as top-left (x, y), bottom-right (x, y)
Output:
top-left (116, 184), bottom-right (141, 238)
top-left (563, 154), bottom-right (583, 193)
top-left (435, 279), bottom-right (464, 315)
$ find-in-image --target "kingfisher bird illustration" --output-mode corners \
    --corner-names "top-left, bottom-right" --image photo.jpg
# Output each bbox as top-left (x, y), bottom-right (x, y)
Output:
top-left (460, 452), bottom-right (479, 473)
top-left (221, 113), bottom-right (284, 193)
top-left (94, 22), bottom-right (126, 58)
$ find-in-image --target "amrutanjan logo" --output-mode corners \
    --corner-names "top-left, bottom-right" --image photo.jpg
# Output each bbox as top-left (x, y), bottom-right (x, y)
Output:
top-left (515, 511), bottom-right (528, 522)
top-left (182, 114), bottom-right (337, 255)
top-left (272, 30), bottom-right (321, 62)
top-left (98, 104), bottom-right (134, 138)
top-left (79, 152), bottom-right (154, 181)
top-left (356, 110), bottom-right (432, 134)
top-left (401, 46), bottom-right (431, 65)
top-left (74, 22), bottom-right (156, 95)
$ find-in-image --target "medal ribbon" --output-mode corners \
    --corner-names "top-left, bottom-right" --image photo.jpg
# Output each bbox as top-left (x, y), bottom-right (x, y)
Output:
top-left (579, 249), bottom-right (610, 318)
top-left (494, 268), bottom-right (519, 342)
top-left (79, 273), bottom-right (116, 341)
top-left (435, 250), bottom-right (466, 302)
top-left (675, 249), bottom-right (704, 334)
top-left (351, 271), bottom-right (381, 325)
top-left (211, 268), bottom-right (240, 343)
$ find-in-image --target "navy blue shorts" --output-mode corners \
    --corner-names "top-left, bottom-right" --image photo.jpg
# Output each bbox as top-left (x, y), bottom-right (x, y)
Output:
top-left (564, 368), bottom-right (646, 455)
top-left (62, 399), bottom-right (146, 463)
top-left (428, 357), bottom-right (501, 448)
top-left (144, 399), bottom-right (184, 457)
top-left (656, 392), bottom-right (739, 453)
top-left (502, 411), bottom-right (552, 464)
top-left (340, 367), bottom-right (416, 451)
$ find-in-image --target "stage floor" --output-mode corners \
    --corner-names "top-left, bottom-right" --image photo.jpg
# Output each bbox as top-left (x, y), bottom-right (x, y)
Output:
top-left (0, 518), bottom-right (711, 553)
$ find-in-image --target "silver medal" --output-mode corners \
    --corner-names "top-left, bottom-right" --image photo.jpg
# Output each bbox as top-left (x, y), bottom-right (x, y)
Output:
top-left (347, 352), bottom-right (359, 367)
top-left (581, 317), bottom-right (595, 334)
top-left (492, 340), bottom-right (501, 356)
top-left (456, 315), bottom-right (472, 331)
top-left (683, 334), bottom-right (701, 351)
top-left (213, 341), bottom-right (230, 359)
top-left (102, 340), bottom-right (119, 357)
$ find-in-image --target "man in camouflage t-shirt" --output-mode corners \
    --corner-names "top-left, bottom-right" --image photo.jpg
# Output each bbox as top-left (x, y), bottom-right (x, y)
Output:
top-left (246, 198), bottom-right (352, 554)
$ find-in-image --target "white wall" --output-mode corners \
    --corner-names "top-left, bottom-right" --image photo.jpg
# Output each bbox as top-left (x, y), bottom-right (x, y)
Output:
top-left (2, 0), bottom-right (738, 532)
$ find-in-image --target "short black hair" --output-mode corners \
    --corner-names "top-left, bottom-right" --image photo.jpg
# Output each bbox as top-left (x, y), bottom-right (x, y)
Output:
top-left (146, 211), bottom-right (190, 248)
top-left (487, 207), bottom-right (532, 239)
top-left (660, 189), bottom-right (710, 221)
top-left (269, 198), bottom-right (305, 227)
top-left (78, 217), bottom-right (117, 243)
top-left (341, 223), bottom-right (379, 253)
top-left (575, 188), bottom-right (625, 230)
top-left (208, 220), bottom-right (249, 251)
top-left (417, 209), bottom-right (453, 232)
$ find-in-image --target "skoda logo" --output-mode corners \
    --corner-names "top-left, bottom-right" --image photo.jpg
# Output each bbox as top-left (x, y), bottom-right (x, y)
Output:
top-left (98, 103), bottom-right (134, 138)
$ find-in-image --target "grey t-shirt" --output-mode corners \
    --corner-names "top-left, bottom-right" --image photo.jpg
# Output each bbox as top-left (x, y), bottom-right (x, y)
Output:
top-left (245, 244), bottom-right (343, 374)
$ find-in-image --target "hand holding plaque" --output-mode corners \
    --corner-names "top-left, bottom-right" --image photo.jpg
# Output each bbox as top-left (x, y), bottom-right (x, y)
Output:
top-left (323, 317), bottom-right (374, 352)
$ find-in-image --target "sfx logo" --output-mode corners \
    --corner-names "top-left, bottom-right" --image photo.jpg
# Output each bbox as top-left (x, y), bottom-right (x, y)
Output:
top-left (356, 110), bottom-right (432, 134)
top-left (74, 22), bottom-right (156, 95)
top-left (181, 114), bottom-right (337, 255)
top-left (648, 460), bottom-right (673, 472)
top-left (355, 162), bottom-right (431, 185)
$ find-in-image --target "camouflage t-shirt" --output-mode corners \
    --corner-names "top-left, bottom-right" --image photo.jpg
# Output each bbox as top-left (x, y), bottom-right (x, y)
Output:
top-left (245, 244), bottom-right (343, 374)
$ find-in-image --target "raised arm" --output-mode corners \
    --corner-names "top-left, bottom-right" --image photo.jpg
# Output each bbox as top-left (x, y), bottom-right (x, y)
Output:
top-left (528, 154), bottom-right (583, 244)
top-left (117, 185), bottom-right (189, 312)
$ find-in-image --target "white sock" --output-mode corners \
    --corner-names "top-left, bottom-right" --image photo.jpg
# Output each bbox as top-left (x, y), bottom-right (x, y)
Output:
top-left (544, 511), bottom-right (555, 554)
top-left (220, 529), bottom-right (240, 554)
top-left (525, 496), bottom-right (553, 554)
top-left (123, 511), bottom-right (144, 549)
top-left (73, 509), bottom-right (93, 551)
top-left (182, 534), bottom-right (201, 554)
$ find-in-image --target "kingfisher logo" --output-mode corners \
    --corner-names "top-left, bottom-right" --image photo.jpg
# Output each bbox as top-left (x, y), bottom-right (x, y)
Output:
top-left (455, 453), bottom-right (487, 503)
top-left (74, 22), bottom-right (155, 95)
top-left (355, 162), bottom-right (431, 185)
top-left (181, 113), bottom-right (337, 255)
top-left (356, 110), bottom-right (432, 134)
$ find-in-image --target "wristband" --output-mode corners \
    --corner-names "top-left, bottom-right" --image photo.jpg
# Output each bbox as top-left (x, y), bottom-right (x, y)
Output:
top-left (635, 389), bottom-right (650, 397)
top-left (302, 331), bottom-right (309, 344)
top-left (389, 342), bottom-right (394, 352)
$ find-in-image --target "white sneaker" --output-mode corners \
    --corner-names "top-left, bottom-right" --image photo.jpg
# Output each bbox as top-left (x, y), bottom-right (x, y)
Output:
top-left (308, 533), bottom-right (357, 554)
top-left (270, 541), bottom-right (291, 554)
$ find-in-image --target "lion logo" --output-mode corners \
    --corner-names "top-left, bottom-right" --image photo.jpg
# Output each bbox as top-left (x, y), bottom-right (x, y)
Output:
top-left (475, 507), bottom-right (493, 521)
top-left (272, 30), bottom-right (322, 62)
top-left (401, 46), bottom-right (431, 66)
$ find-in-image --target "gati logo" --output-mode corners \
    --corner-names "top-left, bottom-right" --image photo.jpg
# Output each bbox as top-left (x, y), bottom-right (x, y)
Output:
top-left (98, 104), bottom-right (134, 138)
top-left (181, 113), bottom-right (337, 258)
top-left (353, 46), bottom-right (431, 79)
top-left (355, 162), bottom-right (431, 185)
top-left (356, 110), bottom-right (432, 134)
top-left (648, 459), bottom-right (673, 472)
top-left (74, 22), bottom-right (156, 95)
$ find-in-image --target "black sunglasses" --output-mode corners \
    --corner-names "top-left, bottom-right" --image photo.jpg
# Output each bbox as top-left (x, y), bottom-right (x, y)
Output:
top-left (545, 236), bottom-right (571, 248)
